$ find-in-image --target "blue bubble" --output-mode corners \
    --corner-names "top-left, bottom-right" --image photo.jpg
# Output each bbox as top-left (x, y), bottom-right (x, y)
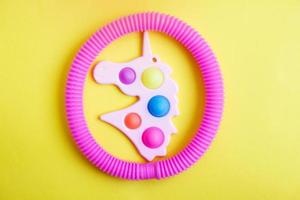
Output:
top-left (147, 95), bottom-right (170, 117)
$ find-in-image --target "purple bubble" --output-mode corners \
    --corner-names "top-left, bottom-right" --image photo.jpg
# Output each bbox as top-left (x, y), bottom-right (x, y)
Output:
top-left (119, 67), bottom-right (136, 84)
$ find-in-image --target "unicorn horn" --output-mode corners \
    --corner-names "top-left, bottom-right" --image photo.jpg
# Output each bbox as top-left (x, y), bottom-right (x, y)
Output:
top-left (142, 31), bottom-right (152, 57)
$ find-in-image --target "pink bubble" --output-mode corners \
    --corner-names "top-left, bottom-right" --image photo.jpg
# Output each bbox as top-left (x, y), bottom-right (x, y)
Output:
top-left (142, 127), bottom-right (164, 149)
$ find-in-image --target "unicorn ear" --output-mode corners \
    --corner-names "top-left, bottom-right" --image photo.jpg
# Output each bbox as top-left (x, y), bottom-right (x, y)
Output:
top-left (142, 31), bottom-right (152, 57)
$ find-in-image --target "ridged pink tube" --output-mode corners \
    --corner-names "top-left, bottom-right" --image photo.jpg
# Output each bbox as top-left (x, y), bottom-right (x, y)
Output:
top-left (66, 12), bottom-right (224, 180)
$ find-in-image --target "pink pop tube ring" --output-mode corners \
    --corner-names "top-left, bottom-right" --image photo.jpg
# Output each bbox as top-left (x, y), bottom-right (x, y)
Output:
top-left (65, 12), bottom-right (224, 180)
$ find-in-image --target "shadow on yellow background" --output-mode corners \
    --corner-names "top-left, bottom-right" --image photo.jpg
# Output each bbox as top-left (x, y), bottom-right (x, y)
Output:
top-left (0, 0), bottom-right (300, 200)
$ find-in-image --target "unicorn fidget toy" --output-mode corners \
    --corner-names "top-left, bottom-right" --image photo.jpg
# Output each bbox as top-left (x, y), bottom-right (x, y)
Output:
top-left (93, 32), bottom-right (179, 161)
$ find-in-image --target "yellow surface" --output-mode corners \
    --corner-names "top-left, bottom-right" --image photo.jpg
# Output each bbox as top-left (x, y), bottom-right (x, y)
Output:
top-left (0, 0), bottom-right (300, 199)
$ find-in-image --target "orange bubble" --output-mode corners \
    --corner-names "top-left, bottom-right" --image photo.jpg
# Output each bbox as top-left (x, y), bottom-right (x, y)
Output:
top-left (124, 113), bottom-right (141, 129)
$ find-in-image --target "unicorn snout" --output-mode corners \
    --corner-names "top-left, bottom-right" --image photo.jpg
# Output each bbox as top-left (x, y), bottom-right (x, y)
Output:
top-left (93, 61), bottom-right (119, 84)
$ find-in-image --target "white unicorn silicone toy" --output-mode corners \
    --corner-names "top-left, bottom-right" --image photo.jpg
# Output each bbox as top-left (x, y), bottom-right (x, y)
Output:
top-left (93, 32), bottom-right (179, 161)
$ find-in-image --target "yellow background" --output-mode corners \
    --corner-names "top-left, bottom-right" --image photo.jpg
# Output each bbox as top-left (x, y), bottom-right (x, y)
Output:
top-left (1, 0), bottom-right (300, 199)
